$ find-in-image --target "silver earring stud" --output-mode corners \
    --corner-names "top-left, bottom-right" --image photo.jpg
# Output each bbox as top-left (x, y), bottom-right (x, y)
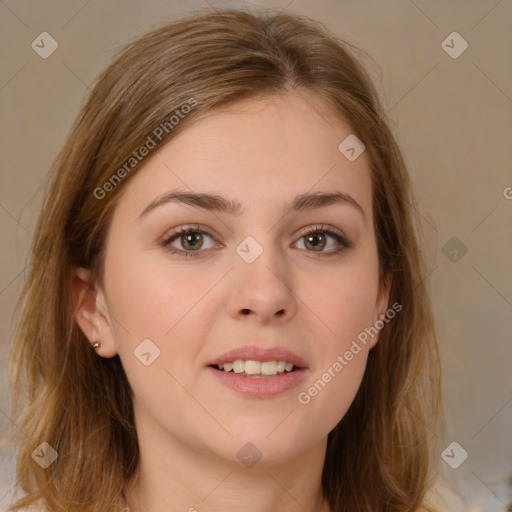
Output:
top-left (91, 341), bottom-right (100, 350)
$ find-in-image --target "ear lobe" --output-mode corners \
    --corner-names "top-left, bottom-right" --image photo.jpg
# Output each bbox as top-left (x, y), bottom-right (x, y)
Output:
top-left (73, 267), bottom-right (118, 358)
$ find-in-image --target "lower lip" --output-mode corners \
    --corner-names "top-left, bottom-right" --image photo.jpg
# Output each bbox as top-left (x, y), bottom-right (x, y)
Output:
top-left (206, 366), bottom-right (308, 398)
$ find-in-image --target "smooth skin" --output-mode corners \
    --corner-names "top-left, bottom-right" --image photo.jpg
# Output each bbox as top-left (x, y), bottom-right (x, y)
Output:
top-left (74, 89), bottom-right (391, 512)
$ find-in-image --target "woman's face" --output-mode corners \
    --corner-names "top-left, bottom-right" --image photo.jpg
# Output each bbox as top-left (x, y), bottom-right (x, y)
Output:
top-left (90, 90), bottom-right (390, 468)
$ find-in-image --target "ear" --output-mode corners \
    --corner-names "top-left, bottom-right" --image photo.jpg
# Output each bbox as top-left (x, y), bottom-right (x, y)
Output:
top-left (368, 271), bottom-right (393, 350)
top-left (73, 267), bottom-right (118, 358)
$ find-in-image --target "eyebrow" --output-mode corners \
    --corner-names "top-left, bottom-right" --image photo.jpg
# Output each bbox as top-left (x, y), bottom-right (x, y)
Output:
top-left (137, 189), bottom-right (366, 223)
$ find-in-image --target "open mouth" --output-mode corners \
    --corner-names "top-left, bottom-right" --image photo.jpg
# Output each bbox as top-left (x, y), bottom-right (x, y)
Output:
top-left (206, 357), bottom-right (307, 398)
top-left (208, 359), bottom-right (300, 377)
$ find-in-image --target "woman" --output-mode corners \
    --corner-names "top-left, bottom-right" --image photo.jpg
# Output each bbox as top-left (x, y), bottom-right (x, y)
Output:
top-left (4, 7), bottom-right (451, 512)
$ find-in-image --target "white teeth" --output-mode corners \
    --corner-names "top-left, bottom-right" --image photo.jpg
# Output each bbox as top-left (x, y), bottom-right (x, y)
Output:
top-left (216, 359), bottom-right (296, 375)
top-left (260, 361), bottom-right (277, 375)
top-left (276, 360), bottom-right (286, 372)
top-left (244, 360), bottom-right (261, 375)
top-left (232, 360), bottom-right (244, 374)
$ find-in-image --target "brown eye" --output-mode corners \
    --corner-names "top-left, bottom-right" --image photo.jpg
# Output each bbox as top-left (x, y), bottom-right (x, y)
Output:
top-left (303, 232), bottom-right (327, 251)
top-left (162, 226), bottom-right (217, 256)
top-left (179, 232), bottom-right (204, 251)
top-left (294, 225), bottom-right (351, 255)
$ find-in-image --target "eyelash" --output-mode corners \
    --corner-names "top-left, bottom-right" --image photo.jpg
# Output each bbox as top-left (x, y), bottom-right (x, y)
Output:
top-left (161, 224), bottom-right (352, 258)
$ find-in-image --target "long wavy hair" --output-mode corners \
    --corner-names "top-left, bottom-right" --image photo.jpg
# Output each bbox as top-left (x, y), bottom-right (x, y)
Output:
top-left (3, 7), bottom-right (443, 511)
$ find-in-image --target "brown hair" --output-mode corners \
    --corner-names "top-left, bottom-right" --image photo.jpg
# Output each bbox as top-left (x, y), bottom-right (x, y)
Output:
top-left (3, 7), bottom-right (443, 511)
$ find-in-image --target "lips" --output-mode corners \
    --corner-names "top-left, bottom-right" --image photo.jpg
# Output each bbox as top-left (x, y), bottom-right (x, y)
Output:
top-left (206, 345), bottom-right (309, 398)
top-left (207, 345), bottom-right (308, 369)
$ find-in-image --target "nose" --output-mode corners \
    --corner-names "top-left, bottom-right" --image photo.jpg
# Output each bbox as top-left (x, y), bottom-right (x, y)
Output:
top-left (226, 246), bottom-right (298, 324)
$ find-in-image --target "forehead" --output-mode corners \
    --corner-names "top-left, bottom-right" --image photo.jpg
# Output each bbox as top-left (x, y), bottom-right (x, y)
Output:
top-left (112, 90), bottom-right (372, 221)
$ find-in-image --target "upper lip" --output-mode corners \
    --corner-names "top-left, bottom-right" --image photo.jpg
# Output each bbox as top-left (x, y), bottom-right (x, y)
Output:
top-left (207, 345), bottom-right (308, 369)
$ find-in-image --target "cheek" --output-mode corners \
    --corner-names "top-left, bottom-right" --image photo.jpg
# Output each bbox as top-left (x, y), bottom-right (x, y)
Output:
top-left (103, 248), bottom-right (224, 387)
top-left (297, 353), bottom-right (367, 436)
top-left (104, 248), bottom-right (215, 340)
top-left (102, 254), bottom-right (224, 434)
top-left (295, 291), bottom-right (373, 437)
top-left (301, 252), bottom-right (380, 351)
top-left (293, 252), bottom-right (379, 426)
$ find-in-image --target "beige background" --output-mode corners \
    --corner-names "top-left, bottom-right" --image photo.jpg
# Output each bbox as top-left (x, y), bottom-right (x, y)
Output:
top-left (1, 0), bottom-right (511, 510)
